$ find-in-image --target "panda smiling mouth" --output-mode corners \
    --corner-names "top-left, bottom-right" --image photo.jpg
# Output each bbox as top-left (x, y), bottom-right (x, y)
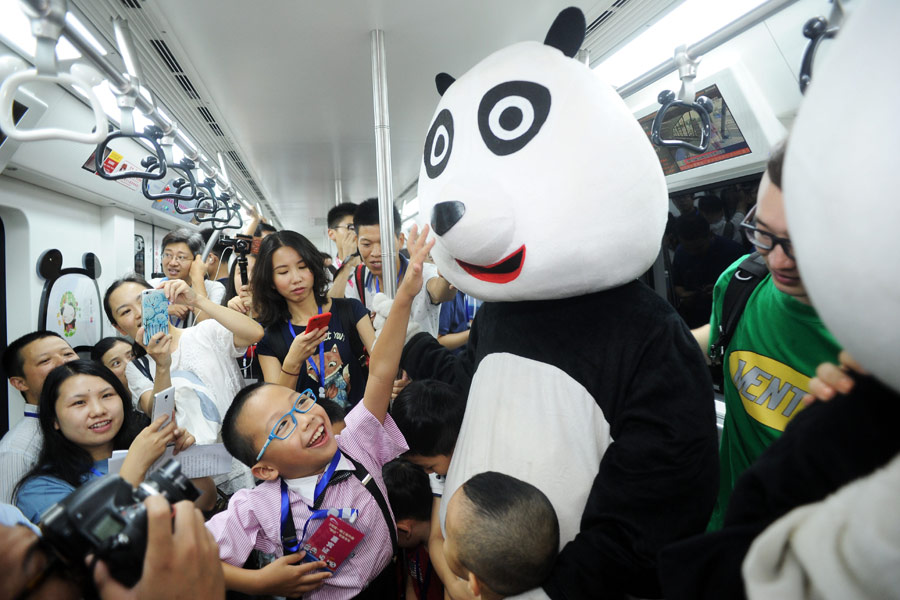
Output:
top-left (456, 245), bottom-right (526, 283)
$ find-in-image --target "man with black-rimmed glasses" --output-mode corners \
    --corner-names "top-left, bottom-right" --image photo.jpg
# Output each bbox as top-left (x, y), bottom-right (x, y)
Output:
top-left (691, 141), bottom-right (842, 531)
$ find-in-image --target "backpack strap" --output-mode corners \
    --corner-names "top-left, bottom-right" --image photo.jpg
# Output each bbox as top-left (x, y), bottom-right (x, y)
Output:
top-left (355, 264), bottom-right (368, 309)
top-left (345, 453), bottom-right (398, 556)
top-left (280, 452), bottom-right (398, 558)
top-left (709, 252), bottom-right (768, 367)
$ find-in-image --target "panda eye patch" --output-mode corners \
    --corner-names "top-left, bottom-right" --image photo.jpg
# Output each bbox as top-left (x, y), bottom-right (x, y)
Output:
top-left (478, 81), bottom-right (551, 156)
top-left (423, 109), bottom-right (454, 179)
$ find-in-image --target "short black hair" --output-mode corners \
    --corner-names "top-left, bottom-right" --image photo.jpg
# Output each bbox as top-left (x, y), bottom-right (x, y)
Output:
top-left (90, 336), bottom-right (129, 362)
top-left (222, 381), bottom-right (270, 467)
top-left (255, 223), bottom-right (277, 236)
top-left (767, 139), bottom-right (787, 189)
top-left (103, 274), bottom-right (152, 325)
top-left (392, 380), bottom-right (465, 458)
top-left (353, 197), bottom-right (401, 233)
top-left (454, 472), bottom-right (559, 597)
top-left (318, 397), bottom-right (346, 425)
top-left (161, 228), bottom-right (203, 256)
top-left (383, 459), bottom-right (433, 522)
top-left (200, 228), bottom-right (229, 258)
top-left (697, 195), bottom-right (724, 215)
top-left (327, 202), bottom-right (358, 229)
top-left (676, 212), bottom-right (710, 241)
top-left (2, 331), bottom-right (64, 379)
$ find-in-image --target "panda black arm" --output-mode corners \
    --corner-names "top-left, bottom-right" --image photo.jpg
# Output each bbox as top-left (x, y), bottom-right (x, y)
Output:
top-left (400, 329), bottom-right (476, 397)
top-left (543, 311), bottom-right (719, 599)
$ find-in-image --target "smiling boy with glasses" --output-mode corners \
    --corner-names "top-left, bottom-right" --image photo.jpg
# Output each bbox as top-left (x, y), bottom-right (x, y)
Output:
top-left (692, 141), bottom-right (841, 531)
top-left (207, 226), bottom-right (437, 599)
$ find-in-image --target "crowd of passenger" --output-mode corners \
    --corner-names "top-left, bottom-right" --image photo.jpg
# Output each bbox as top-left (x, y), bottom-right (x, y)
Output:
top-left (0, 146), bottom-right (895, 600)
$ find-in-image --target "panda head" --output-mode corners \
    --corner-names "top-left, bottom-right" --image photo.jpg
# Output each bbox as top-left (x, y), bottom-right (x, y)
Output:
top-left (784, 0), bottom-right (900, 392)
top-left (417, 8), bottom-right (667, 302)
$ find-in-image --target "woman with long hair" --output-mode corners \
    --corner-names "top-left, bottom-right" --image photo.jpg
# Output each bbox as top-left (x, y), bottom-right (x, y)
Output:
top-left (252, 230), bottom-right (375, 409)
top-left (14, 360), bottom-right (193, 523)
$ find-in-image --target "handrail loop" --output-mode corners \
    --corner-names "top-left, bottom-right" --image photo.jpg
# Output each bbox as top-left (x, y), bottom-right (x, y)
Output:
top-left (798, 16), bottom-right (839, 94)
top-left (142, 157), bottom-right (198, 201)
top-left (0, 0), bottom-right (106, 144)
top-left (649, 45), bottom-right (714, 154)
top-left (94, 124), bottom-right (168, 181)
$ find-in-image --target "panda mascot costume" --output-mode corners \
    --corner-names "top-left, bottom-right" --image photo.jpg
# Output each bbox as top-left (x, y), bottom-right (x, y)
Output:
top-left (401, 8), bottom-right (719, 598)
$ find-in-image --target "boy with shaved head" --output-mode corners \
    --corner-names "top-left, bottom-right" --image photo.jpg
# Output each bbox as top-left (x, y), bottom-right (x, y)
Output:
top-left (433, 471), bottom-right (559, 600)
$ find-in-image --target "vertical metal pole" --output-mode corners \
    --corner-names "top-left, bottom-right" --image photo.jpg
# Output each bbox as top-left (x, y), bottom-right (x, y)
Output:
top-left (371, 29), bottom-right (397, 298)
top-left (576, 48), bottom-right (590, 67)
top-left (334, 178), bottom-right (343, 206)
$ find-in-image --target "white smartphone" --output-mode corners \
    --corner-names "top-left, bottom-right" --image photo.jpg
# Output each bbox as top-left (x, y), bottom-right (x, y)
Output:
top-left (151, 385), bottom-right (175, 432)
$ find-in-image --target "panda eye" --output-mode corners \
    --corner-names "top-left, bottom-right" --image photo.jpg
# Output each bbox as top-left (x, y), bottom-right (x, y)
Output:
top-left (478, 81), bottom-right (551, 156)
top-left (423, 109), bottom-right (454, 179)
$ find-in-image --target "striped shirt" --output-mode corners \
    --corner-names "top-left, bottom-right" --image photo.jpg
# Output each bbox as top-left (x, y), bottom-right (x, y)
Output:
top-left (206, 401), bottom-right (408, 599)
top-left (0, 406), bottom-right (42, 504)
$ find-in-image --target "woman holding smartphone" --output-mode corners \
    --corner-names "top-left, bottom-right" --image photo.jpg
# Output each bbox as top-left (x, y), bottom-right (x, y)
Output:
top-left (14, 360), bottom-right (194, 523)
top-left (252, 230), bottom-right (375, 409)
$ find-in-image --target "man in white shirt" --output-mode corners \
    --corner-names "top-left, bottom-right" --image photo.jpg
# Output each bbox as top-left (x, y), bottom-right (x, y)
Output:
top-left (0, 332), bottom-right (78, 503)
top-left (150, 228), bottom-right (226, 327)
top-left (330, 198), bottom-right (455, 337)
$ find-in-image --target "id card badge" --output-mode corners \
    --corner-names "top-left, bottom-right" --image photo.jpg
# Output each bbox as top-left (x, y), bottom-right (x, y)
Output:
top-left (301, 515), bottom-right (365, 572)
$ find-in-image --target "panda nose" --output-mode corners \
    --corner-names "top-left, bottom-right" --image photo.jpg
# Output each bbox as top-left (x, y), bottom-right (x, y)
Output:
top-left (431, 201), bottom-right (466, 236)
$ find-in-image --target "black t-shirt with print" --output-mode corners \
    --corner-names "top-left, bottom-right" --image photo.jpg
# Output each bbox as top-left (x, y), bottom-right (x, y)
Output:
top-left (257, 298), bottom-right (369, 409)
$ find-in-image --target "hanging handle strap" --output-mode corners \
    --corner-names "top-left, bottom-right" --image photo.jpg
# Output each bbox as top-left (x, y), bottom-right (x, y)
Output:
top-left (0, 69), bottom-right (107, 144)
top-left (649, 45), bottom-right (714, 154)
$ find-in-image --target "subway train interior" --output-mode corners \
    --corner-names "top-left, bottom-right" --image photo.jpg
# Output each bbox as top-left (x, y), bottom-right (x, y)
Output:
top-left (3, 0), bottom-right (895, 598)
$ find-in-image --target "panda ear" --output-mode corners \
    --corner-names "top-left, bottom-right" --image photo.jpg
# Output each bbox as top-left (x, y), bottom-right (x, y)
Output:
top-left (37, 249), bottom-right (63, 281)
top-left (544, 7), bottom-right (586, 58)
top-left (435, 73), bottom-right (456, 96)
top-left (83, 252), bottom-right (102, 280)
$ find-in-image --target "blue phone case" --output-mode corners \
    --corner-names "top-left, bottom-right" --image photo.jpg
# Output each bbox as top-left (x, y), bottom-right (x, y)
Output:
top-left (142, 289), bottom-right (169, 345)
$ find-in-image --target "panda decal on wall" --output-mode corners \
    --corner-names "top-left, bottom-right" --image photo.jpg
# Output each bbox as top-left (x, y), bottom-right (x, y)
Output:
top-left (37, 249), bottom-right (104, 352)
top-left (403, 8), bottom-right (719, 598)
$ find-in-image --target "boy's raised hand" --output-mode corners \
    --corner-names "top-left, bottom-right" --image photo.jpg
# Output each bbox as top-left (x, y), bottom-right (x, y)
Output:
top-left (398, 224), bottom-right (435, 300)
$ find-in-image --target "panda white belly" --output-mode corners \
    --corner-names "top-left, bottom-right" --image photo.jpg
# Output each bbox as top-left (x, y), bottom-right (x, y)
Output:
top-left (440, 352), bottom-right (612, 549)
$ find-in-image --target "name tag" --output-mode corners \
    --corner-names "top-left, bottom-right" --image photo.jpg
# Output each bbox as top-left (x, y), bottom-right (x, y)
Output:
top-left (302, 514), bottom-right (365, 571)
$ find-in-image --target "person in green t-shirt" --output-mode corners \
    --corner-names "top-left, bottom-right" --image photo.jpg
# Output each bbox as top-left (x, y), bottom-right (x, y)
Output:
top-left (692, 142), bottom-right (841, 531)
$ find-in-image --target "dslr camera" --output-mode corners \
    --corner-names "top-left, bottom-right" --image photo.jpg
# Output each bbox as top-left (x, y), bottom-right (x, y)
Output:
top-left (39, 459), bottom-right (200, 587)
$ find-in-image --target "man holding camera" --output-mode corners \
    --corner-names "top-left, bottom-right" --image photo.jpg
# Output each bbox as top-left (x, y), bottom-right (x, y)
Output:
top-left (0, 495), bottom-right (224, 599)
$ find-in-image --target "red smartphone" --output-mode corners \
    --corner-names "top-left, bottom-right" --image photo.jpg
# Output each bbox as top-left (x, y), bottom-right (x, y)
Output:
top-left (306, 312), bottom-right (332, 332)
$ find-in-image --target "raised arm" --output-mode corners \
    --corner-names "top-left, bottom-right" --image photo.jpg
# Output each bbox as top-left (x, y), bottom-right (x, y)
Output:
top-left (364, 225), bottom-right (435, 424)
top-left (327, 254), bottom-right (361, 299)
top-left (161, 279), bottom-right (264, 347)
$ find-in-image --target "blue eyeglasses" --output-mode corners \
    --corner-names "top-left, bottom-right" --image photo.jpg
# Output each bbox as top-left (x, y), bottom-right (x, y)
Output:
top-left (255, 389), bottom-right (318, 461)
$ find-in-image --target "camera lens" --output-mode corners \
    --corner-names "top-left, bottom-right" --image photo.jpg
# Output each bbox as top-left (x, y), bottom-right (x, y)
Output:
top-left (136, 459), bottom-right (201, 504)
